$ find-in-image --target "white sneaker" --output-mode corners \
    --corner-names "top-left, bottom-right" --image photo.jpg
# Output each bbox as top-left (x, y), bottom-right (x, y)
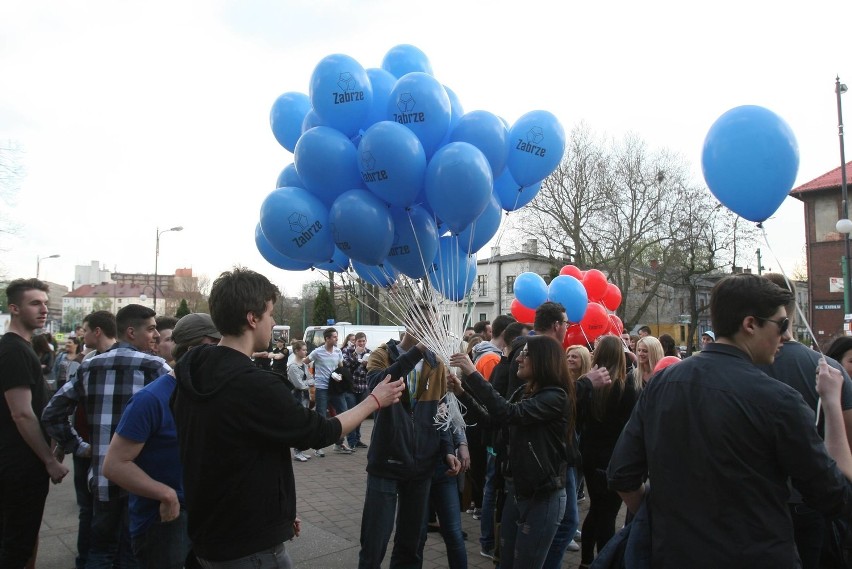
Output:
top-left (567, 539), bottom-right (580, 552)
top-left (333, 443), bottom-right (352, 454)
top-left (314, 449), bottom-right (325, 457)
top-left (293, 452), bottom-right (308, 462)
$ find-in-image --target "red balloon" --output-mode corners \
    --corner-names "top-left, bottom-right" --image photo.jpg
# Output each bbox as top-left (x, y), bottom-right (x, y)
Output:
top-left (602, 283), bottom-right (622, 311)
top-left (652, 356), bottom-right (681, 375)
top-left (563, 324), bottom-right (587, 348)
top-left (608, 313), bottom-right (624, 335)
top-left (510, 298), bottom-right (536, 324)
top-left (559, 264), bottom-right (583, 280)
top-left (583, 269), bottom-right (608, 302)
top-left (580, 302), bottom-right (610, 341)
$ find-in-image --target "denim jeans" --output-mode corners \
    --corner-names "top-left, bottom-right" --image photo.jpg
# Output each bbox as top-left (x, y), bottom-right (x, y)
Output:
top-left (346, 391), bottom-right (367, 447)
top-left (0, 461), bottom-right (49, 568)
top-left (131, 510), bottom-right (192, 569)
top-left (314, 389), bottom-right (349, 421)
top-left (541, 468), bottom-right (578, 569)
top-left (422, 461), bottom-right (467, 569)
top-left (197, 543), bottom-right (291, 569)
top-left (86, 496), bottom-right (138, 569)
top-left (479, 453), bottom-right (497, 552)
top-left (74, 455), bottom-right (93, 569)
top-left (358, 473), bottom-right (432, 569)
top-left (500, 480), bottom-right (566, 569)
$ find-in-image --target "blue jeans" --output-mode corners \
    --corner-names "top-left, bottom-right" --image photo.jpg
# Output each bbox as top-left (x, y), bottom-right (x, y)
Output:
top-left (542, 468), bottom-right (578, 569)
top-left (131, 510), bottom-right (192, 569)
top-left (74, 455), bottom-right (93, 569)
top-left (423, 461), bottom-right (467, 569)
top-left (314, 388), bottom-right (349, 445)
top-left (346, 391), bottom-right (367, 447)
top-left (197, 542), bottom-right (291, 568)
top-left (479, 453), bottom-right (497, 552)
top-left (500, 480), bottom-right (566, 569)
top-left (358, 474), bottom-right (432, 569)
top-left (86, 496), bottom-right (139, 569)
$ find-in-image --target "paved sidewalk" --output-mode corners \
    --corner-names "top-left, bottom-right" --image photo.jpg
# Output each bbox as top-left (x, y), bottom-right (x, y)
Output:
top-left (38, 419), bottom-right (598, 568)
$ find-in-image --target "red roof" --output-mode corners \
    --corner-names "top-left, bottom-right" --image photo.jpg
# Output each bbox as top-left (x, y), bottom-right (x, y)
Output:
top-left (790, 161), bottom-right (852, 197)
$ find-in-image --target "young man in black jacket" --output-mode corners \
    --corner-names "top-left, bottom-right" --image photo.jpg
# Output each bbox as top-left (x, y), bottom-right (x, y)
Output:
top-left (171, 268), bottom-right (404, 567)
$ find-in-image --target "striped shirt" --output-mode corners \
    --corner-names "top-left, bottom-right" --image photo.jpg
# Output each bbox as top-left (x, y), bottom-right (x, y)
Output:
top-left (41, 342), bottom-right (171, 501)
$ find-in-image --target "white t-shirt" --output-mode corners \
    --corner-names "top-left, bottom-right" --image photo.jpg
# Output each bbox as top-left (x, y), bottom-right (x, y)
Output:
top-left (307, 346), bottom-right (343, 390)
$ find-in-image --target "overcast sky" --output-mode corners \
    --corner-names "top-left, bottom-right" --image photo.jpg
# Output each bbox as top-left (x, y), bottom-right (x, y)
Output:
top-left (2, 0), bottom-right (850, 297)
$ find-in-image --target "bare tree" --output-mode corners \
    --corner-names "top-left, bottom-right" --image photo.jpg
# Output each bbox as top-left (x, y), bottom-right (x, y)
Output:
top-left (0, 141), bottom-right (24, 276)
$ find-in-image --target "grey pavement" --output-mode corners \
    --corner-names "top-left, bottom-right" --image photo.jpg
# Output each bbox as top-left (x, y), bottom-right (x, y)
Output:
top-left (38, 419), bottom-right (600, 568)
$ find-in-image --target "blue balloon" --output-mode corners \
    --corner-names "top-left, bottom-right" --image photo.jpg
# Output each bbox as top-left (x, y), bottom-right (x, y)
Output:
top-left (259, 186), bottom-right (334, 263)
top-left (451, 110), bottom-right (509, 178)
top-left (506, 110), bottom-right (566, 187)
top-left (547, 275), bottom-right (589, 323)
top-left (702, 105), bottom-right (799, 222)
top-left (363, 68), bottom-right (397, 129)
top-left (387, 205), bottom-right (439, 278)
top-left (269, 92), bottom-right (311, 153)
top-left (444, 85), bottom-right (464, 132)
top-left (457, 196), bottom-right (503, 254)
top-left (329, 189), bottom-right (394, 265)
top-left (314, 247), bottom-right (350, 272)
top-left (514, 272), bottom-right (548, 309)
top-left (381, 44), bottom-right (433, 78)
top-left (301, 109), bottom-right (325, 134)
top-left (294, 126), bottom-right (362, 208)
top-left (428, 237), bottom-right (477, 302)
top-left (276, 163), bottom-right (304, 189)
top-left (388, 72), bottom-right (451, 158)
top-left (493, 169), bottom-right (542, 211)
top-left (255, 223), bottom-right (312, 271)
top-left (425, 142), bottom-right (493, 234)
top-left (352, 260), bottom-right (397, 288)
top-left (358, 121), bottom-right (427, 206)
top-left (309, 54), bottom-right (373, 138)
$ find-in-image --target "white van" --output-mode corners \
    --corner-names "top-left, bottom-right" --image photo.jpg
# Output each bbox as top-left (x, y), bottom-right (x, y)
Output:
top-left (303, 323), bottom-right (405, 351)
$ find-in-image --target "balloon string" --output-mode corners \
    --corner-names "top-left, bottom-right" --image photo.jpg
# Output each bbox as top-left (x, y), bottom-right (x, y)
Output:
top-left (758, 224), bottom-right (824, 426)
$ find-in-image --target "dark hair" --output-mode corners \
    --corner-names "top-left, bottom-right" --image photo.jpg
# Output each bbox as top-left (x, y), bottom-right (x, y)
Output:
top-left (591, 335), bottom-right (629, 420)
top-left (763, 273), bottom-right (796, 317)
top-left (711, 274), bottom-right (794, 339)
top-left (523, 335), bottom-right (575, 441)
top-left (156, 316), bottom-right (179, 332)
top-left (659, 334), bottom-right (678, 357)
top-left (492, 314), bottom-right (516, 340)
top-left (324, 327), bottom-right (338, 340)
top-left (466, 335), bottom-right (483, 358)
top-left (354, 332), bottom-right (367, 340)
top-left (209, 268), bottom-right (279, 336)
top-left (827, 336), bottom-right (852, 365)
top-left (6, 278), bottom-right (49, 307)
top-left (83, 311), bottom-right (117, 339)
top-left (116, 304), bottom-right (157, 339)
top-left (503, 322), bottom-right (529, 346)
top-left (473, 321), bottom-right (490, 335)
top-left (533, 301), bottom-right (566, 332)
top-left (638, 325), bottom-right (652, 335)
top-left (31, 334), bottom-right (51, 355)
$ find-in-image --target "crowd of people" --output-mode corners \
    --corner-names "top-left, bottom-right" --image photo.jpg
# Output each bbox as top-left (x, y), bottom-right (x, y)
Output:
top-left (3, 270), bottom-right (852, 568)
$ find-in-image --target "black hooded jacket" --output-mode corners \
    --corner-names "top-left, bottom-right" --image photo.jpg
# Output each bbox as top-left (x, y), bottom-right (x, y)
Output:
top-left (171, 344), bottom-right (342, 561)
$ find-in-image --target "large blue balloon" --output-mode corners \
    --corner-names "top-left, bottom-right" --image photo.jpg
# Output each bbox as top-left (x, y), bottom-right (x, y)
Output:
top-left (458, 196), bottom-right (503, 254)
top-left (424, 142), bottom-right (493, 234)
top-left (301, 109), bottom-right (325, 134)
top-left (428, 237), bottom-right (477, 302)
top-left (702, 105), bottom-right (799, 222)
top-left (363, 68), bottom-right (397, 130)
top-left (352, 260), bottom-right (397, 288)
top-left (269, 92), bottom-right (311, 153)
top-left (548, 275), bottom-right (588, 323)
top-left (381, 45), bottom-right (433, 78)
top-left (329, 190), bottom-right (394, 265)
top-left (276, 163), bottom-right (304, 189)
top-left (255, 223), bottom-right (312, 271)
top-left (493, 169), bottom-right (542, 211)
top-left (506, 110), bottom-right (566, 187)
top-left (314, 247), bottom-right (350, 272)
top-left (358, 121), bottom-right (427, 206)
top-left (451, 110), bottom-right (508, 177)
top-left (309, 54), bottom-right (373, 138)
top-left (387, 205), bottom-right (439, 278)
top-left (294, 126), bottom-right (362, 208)
top-left (388, 72), bottom-right (451, 158)
top-left (514, 272), bottom-right (548, 309)
top-left (259, 186), bottom-right (334, 263)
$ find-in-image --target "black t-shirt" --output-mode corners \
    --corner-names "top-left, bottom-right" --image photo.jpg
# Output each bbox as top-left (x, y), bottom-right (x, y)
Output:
top-left (0, 332), bottom-right (49, 466)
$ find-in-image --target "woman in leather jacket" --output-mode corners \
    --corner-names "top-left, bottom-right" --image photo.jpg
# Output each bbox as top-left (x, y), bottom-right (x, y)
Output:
top-left (450, 335), bottom-right (575, 569)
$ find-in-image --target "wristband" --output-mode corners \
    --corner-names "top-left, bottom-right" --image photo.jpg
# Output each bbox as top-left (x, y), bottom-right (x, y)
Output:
top-left (369, 393), bottom-right (382, 411)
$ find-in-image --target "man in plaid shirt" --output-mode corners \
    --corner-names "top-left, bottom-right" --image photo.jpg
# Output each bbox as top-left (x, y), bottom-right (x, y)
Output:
top-left (42, 304), bottom-right (170, 569)
top-left (342, 332), bottom-right (371, 449)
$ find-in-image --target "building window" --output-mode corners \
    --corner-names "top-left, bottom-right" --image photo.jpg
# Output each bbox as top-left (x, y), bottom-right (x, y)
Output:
top-left (479, 313), bottom-right (487, 322)
top-left (506, 275), bottom-right (515, 293)
top-left (477, 275), bottom-right (487, 297)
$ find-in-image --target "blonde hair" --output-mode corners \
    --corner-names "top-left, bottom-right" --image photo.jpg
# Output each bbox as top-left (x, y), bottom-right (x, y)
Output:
top-left (566, 345), bottom-right (591, 382)
top-left (635, 336), bottom-right (664, 386)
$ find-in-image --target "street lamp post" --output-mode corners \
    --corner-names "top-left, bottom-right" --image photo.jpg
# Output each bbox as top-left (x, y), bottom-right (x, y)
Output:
top-left (36, 254), bottom-right (60, 279)
top-left (154, 226), bottom-right (183, 313)
top-left (836, 77), bottom-right (852, 313)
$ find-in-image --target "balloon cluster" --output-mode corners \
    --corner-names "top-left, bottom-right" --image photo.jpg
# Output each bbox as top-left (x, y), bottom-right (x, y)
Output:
top-left (510, 265), bottom-right (623, 348)
top-left (257, 44), bottom-right (566, 300)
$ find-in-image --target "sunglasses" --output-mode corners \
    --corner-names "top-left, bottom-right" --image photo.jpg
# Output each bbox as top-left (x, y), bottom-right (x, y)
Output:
top-left (755, 316), bottom-right (790, 336)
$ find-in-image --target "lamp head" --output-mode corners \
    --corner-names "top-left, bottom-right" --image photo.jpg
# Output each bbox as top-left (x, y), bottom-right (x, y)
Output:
top-left (836, 218), bottom-right (852, 234)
